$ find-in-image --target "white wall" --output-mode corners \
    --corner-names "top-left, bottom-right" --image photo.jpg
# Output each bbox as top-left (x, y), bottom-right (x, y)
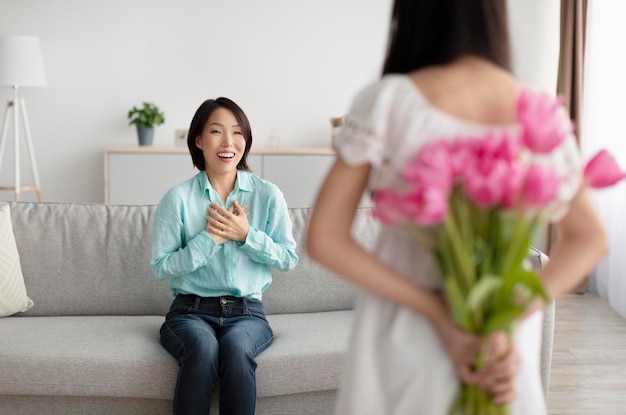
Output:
top-left (507, 0), bottom-right (561, 92)
top-left (0, 0), bottom-right (559, 204)
top-left (0, 0), bottom-right (392, 203)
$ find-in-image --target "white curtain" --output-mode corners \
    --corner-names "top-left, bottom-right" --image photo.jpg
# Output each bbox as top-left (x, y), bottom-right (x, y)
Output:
top-left (582, 0), bottom-right (626, 317)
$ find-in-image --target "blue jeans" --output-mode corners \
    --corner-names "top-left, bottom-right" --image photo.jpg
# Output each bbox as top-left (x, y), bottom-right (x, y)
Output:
top-left (160, 294), bottom-right (273, 415)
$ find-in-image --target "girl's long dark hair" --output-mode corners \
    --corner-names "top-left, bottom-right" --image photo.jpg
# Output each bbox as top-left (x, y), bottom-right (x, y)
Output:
top-left (382, 0), bottom-right (511, 75)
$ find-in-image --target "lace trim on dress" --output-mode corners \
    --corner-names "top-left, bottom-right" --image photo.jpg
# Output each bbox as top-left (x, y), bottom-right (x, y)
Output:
top-left (336, 114), bottom-right (386, 168)
top-left (543, 134), bottom-right (583, 222)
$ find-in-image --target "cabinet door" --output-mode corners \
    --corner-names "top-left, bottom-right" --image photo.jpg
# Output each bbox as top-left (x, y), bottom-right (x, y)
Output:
top-left (247, 154), bottom-right (263, 177)
top-left (108, 153), bottom-right (197, 204)
top-left (262, 155), bottom-right (335, 208)
top-left (263, 154), bottom-right (372, 208)
top-left (107, 153), bottom-right (264, 205)
top-left (106, 152), bottom-right (372, 207)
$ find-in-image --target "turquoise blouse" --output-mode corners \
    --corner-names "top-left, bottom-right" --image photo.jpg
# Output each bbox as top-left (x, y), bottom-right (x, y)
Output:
top-left (151, 170), bottom-right (299, 300)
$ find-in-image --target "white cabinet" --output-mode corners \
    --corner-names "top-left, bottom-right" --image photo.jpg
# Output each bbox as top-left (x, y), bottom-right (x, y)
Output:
top-left (104, 147), bottom-right (342, 207)
top-left (262, 154), bottom-right (335, 208)
top-left (107, 152), bottom-right (194, 205)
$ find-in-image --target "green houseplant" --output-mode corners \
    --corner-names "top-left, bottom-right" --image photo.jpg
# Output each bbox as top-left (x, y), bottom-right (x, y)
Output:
top-left (128, 102), bottom-right (165, 146)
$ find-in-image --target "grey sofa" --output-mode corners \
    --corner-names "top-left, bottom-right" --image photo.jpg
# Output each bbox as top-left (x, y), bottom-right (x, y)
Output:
top-left (0, 202), bottom-right (554, 414)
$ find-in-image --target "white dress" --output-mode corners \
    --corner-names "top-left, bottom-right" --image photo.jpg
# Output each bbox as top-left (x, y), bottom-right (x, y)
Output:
top-left (334, 75), bottom-right (582, 415)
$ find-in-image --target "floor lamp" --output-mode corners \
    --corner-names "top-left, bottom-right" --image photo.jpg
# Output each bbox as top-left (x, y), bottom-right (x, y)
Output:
top-left (0, 35), bottom-right (47, 202)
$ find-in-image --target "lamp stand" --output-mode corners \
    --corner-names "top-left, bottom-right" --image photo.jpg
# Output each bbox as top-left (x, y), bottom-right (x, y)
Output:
top-left (0, 86), bottom-right (42, 201)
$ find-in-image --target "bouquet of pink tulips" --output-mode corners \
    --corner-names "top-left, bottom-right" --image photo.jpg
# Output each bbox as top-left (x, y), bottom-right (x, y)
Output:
top-left (372, 89), bottom-right (626, 415)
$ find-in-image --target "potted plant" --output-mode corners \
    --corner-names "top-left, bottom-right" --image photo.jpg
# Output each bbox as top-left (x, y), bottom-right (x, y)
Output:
top-left (128, 102), bottom-right (165, 146)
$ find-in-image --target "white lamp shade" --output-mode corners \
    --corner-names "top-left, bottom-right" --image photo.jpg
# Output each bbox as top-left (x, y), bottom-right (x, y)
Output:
top-left (0, 35), bottom-right (47, 87)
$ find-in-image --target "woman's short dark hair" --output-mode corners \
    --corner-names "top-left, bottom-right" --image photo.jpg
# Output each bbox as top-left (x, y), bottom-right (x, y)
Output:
top-left (382, 0), bottom-right (511, 75)
top-left (187, 97), bottom-right (253, 171)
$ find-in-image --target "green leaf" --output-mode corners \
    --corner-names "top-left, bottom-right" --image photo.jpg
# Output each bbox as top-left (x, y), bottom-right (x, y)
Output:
top-left (443, 277), bottom-right (473, 332)
top-left (442, 214), bottom-right (476, 292)
top-left (473, 237), bottom-right (493, 279)
top-left (466, 274), bottom-right (503, 312)
top-left (451, 187), bottom-right (474, 254)
top-left (127, 102), bottom-right (165, 127)
top-left (483, 306), bottom-right (525, 334)
top-left (515, 268), bottom-right (550, 304)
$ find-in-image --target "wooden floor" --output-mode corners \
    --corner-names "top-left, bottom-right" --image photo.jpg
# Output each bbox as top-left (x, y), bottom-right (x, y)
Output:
top-left (548, 293), bottom-right (626, 415)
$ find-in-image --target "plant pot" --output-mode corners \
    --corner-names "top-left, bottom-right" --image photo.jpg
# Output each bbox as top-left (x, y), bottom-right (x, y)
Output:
top-left (136, 126), bottom-right (154, 146)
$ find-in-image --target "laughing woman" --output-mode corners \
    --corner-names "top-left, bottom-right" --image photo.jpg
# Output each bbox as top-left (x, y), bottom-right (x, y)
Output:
top-left (151, 97), bottom-right (298, 415)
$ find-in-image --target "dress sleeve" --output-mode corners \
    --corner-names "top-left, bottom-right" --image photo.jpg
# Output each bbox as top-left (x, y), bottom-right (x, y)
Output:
top-left (541, 132), bottom-right (584, 222)
top-left (335, 80), bottom-right (391, 168)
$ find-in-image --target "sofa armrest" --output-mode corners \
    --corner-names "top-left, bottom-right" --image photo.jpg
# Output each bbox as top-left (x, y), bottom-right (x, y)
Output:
top-left (541, 300), bottom-right (555, 399)
top-left (529, 246), bottom-right (554, 399)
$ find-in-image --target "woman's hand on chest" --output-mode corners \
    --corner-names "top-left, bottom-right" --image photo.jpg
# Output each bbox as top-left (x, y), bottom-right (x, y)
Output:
top-left (205, 200), bottom-right (250, 245)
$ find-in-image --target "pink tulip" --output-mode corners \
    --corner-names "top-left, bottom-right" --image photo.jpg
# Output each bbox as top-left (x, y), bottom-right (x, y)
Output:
top-left (521, 164), bottom-right (561, 208)
top-left (476, 129), bottom-right (521, 162)
top-left (403, 140), bottom-right (454, 192)
top-left (402, 185), bottom-right (448, 226)
top-left (372, 187), bottom-right (405, 226)
top-left (448, 138), bottom-right (475, 179)
top-left (584, 149), bottom-right (626, 188)
top-left (462, 160), bottom-right (509, 208)
top-left (517, 89), bottom-right (572, 154)
top-left (459, 133), bottom-right (521, 208)
top-left (501, 161), bottom-right (526, 209)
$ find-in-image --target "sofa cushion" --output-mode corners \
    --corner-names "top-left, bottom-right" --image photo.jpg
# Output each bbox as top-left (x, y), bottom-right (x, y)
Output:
top-left (9, 202), bottom-right (172, 316)
top-left (0, 311), bottom-right (353, 399)
top-left (8, 202), bottom-right (379, 317)
top-left (0, 316), bottom-right (175, 398)
top-left (0, 204), bottom-right (33, 317)
top-left (264, 207), bottom-right (378, 314)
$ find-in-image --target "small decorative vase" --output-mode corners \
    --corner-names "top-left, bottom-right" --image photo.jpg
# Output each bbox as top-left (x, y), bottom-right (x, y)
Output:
top-left (136, 126), bottom-right (154, 146)
top-left (330, 116), bottom-right (345, 149)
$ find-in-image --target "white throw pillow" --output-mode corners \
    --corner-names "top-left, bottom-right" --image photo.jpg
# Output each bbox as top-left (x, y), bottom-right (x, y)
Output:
top-left (0, 204), bottom-right (33, 316)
